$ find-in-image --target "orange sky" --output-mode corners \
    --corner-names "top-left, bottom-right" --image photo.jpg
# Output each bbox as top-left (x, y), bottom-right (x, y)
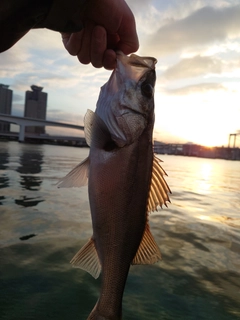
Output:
top-left (1, 1), bottom-right (240, 147)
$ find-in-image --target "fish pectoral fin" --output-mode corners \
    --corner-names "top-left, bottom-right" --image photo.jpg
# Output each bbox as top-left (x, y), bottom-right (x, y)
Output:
top-left (84, 109), bottom-right (113, 149)
top-left (147, 155), bottom-right (171, 212)
top-left (57, 157), bottom-right (89, 188)
top-left (132, 223), bottom-right (161, 265)
top-left (70, 238), bottom-right (101, 279)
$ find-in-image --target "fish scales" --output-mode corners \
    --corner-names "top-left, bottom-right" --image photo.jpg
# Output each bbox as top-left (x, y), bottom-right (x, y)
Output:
top-left (89, 127), bottom-right (153, 318)
top-left (58, 52), bottom-right (171, 320)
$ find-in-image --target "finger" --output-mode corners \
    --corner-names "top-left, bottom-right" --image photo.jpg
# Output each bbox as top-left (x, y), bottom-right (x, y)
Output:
top-left (77, 22), bottom-right (94, 65)
top-left (90, 26), bottom-right (107, 68)
top-left (61, 32), bottom-right (83, 56)
top-left (106, 33), bottom-right (120, 51)
top-left (117, 22), bottom-right (139, 54)
top-left (102, 49), bottom-right (117, 70)
top-left (116, 2), bottom-right (139, 54)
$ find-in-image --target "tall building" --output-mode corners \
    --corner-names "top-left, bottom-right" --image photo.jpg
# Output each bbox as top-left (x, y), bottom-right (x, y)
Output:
top-left (0, 84), bottom-right (12, 132)
top-left (24, 85), bottom-right (47, 134)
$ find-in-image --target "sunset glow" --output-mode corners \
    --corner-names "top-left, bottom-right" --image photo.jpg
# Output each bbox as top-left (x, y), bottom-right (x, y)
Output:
top-left (1, 1), bottom-right (240, 147)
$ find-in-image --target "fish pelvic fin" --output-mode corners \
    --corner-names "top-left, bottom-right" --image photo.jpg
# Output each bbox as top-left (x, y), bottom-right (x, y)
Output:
top-left (147, 155), bottom-right (171, 212)
top-left (57, 156), bottom-right (89, 188)
top-left (132, 223), bottom-right (161, 265)
top-left (70, 238), bottom-right (101, 279)
top-left (84, 109), bottom-right (114, 149)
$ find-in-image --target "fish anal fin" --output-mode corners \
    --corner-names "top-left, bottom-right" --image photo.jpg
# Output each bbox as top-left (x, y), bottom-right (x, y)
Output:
top-left (132, 223), bottom-right (161, 265)
top-left (70, 238), bottom-right (101, 279)
top-left (57, 157), bottom-right (89, 188)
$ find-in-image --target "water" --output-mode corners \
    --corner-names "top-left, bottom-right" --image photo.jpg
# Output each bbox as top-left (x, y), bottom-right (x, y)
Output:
top-left (0, 141), bottom-right (239, 320)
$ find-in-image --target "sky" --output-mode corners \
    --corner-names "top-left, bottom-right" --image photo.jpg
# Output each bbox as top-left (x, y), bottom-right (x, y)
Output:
top-left (0, 0), bottom-right (240, 147)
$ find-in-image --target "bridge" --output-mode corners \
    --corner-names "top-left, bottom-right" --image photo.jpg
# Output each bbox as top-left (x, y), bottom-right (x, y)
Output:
top-left (228, 132), bottom-right (240, 148)
top-left (0, 113), bottom-right (84, 142)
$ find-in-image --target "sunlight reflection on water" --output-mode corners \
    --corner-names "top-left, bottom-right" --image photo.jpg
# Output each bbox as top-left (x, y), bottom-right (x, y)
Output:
top-left (0, 141), bottom-right (240, 320)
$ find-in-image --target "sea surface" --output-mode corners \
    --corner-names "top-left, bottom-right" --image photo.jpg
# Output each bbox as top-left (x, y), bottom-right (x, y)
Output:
top-left (0, 141), bottom-right (239, 320)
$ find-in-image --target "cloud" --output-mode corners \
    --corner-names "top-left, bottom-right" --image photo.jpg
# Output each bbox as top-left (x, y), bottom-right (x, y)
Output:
top-left (0, 29), bottom-right (82, 90)
top-left (10, 104), bottom-right (85, 127)
top-left (12, 93), bottom-right (24, 102)
top-left (0, 48), bottom-right (33, 78)
top-left (0, 28), bottom-right (110, 117)
top-left (162, 55), bottom-right (223, 80)
top-left (126, 0), bottom-right (153, 13)
top-left (11, 103), bottom-right (24, 117)
top-left (22, 29), bottom-right (64, 52)
top-left (160, 54), bottom-right (240, 81)
top-left (164, 82), bottom-right (227, 95)
top-left (45, 109), bottom-right (85, 137)
top-left (47, 109), bottom-right (84, 125)
top-left (147, 5), bottom-right (240, 56)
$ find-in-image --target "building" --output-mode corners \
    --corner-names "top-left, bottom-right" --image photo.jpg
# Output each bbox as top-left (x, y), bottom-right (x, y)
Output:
top-left (0, 84), bottom-right (13, 132)
top-left (24, 85), bottom-right (47, 134)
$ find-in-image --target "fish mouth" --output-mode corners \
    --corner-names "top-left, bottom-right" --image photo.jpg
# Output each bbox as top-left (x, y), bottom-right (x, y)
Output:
top-left (116, 51), bottom-right (157, 84)
top-left (117, 51), bottom-right (157, 70)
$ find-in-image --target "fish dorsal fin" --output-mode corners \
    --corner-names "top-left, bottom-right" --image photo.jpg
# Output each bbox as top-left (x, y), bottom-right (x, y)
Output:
top-left (147, 155), bottom-right (171, 212)
top-left (57, 157), bottom-right (89, 188)
top-left (84, 109), bottom-right (113, 149)
top-left (132, 223), bottom-right (161, 265)
top-left (70, 238), bottom-right (101, 279)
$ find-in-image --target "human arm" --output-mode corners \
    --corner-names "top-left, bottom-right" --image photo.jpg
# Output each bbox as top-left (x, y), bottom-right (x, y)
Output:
top-left (0, 0), bottom-right (85, 53)
top-left (0, 0), bottom-right (139, 70)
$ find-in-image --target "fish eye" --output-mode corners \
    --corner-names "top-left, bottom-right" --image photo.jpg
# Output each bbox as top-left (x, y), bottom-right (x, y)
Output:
top-left (141, 83), bottom-right (153, 98)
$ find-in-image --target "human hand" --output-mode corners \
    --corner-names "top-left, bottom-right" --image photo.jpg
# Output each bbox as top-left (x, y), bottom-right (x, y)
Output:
top-left (61, 0), bottom-right (139, 70)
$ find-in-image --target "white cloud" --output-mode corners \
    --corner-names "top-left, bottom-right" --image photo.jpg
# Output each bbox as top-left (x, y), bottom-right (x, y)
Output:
top-left (162, 55), bottom-right (223, 80)
top-left (47, 109), bottom-right (84, 125)
top-left (164, 82), bottom-right (227, 95)
top-left (22, 29), bottom-right (64, 52)
top-left (126, 0), bottom-right (153, 13)
top-left (147, 5), bottom-right (240, 56)
top-left (11, 103), bottom-right (25, 117)
top-left (0, 48), bottom-right (33, 79)
top-left (12, 94), bottom-right (24, 102)
top-left (1, 2), bottom-right (240, 145)
top-left (0, 27), bottom-right (112, 122)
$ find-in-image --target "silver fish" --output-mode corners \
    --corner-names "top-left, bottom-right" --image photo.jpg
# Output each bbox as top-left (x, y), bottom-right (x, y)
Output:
top-left (58, 52), bottom-right (171, 320)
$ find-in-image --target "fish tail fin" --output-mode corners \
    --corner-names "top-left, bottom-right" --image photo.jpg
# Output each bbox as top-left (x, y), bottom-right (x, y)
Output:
top-left (87, 306), bottom-right (102, 320)
top-left (87, 302), bottom-right (122, 320)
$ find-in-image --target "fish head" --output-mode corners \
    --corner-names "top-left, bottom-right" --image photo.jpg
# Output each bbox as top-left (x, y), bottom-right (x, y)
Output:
top-left (96, 52), bottom-right (157, 147)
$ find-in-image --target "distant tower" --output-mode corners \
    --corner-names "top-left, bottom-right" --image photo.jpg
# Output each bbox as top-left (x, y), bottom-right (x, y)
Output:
top-left (24, 85), bottom-right (47, 134)
top-left (0, 84), bottom-right (13, 132)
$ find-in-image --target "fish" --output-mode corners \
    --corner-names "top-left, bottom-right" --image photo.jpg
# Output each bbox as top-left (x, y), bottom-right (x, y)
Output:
top-left (58, 51), bottom-right (171, 320)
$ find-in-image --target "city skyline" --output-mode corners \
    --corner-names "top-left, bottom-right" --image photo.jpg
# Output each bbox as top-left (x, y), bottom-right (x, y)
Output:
top-left (0, 0), bottom-right (240, 147)
top-left (24, 85), bottom-right (47, 134)
top-left (0, 84), bottom-right (12, 132)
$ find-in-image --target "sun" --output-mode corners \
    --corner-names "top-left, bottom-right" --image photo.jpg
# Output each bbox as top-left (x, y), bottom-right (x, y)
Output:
top-left (154, 90), bottom-right (235, 147)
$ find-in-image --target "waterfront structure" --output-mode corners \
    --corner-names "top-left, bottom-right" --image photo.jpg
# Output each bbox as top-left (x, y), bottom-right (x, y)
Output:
top-left (0, 114), bottom-right (84, 142)
top-left (0, 84), bottom-right (12, 132)
top-left (153, 141), bottom-right (240, 160)
top-left (24, 85), bottom-right (47, 134)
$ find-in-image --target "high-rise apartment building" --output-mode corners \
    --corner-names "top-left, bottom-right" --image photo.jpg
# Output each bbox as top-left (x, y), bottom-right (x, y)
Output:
top-left (24, 85), bottom-right (47, 134)
top-left (0, 84), bottom-right (12, 132)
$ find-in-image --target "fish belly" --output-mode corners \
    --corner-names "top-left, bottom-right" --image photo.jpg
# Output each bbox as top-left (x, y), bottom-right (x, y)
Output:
top-left (88, 135), bottom-right (153, 319)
